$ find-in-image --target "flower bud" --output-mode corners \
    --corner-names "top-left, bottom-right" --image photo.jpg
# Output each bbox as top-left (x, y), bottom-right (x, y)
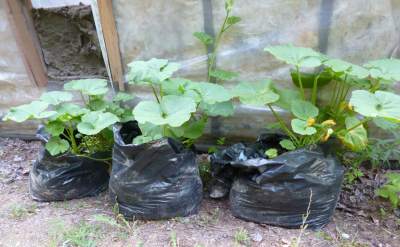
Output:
top-left (306, 117), bottom-right (316, 126)
top-left (321, 119), bottom-right (336, 126)
top-left (322, 128), bottom-right (334, 142)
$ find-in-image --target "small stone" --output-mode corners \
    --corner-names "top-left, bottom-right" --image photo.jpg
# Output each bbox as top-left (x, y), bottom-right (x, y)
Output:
top-left (341, 233), bottom-right (350, 239)
top-left (13, 156), bottom-right (23, 162)
top-left (251, 232), bottom-right (263, 242)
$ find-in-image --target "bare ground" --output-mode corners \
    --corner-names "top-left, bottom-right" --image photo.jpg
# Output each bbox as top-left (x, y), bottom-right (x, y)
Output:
top-left (0, 138), bottom-right (399, 247)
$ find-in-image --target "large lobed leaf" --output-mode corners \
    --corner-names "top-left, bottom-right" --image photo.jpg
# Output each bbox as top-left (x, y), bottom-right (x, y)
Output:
top-left (338, 116), bottom-right (368, 152)
top-left (126, 58), bottom-right (180, 85)
top-left (188, 82), bottom-right (232, 104)
top-left (291, 100), bottom-right (319, 120)
top-left (364, 59), bottom-right (400, 81)
top-left (133, 95), bottom-right (196, 127)
top-left (291, 119), bottom-right (316, 135)
top-left (350, 90), bottom-right (400, 122)
top-left (323, 58), bottom-right (369, 79)
top-left (200, 101), bottom-right (235, 117)
top-left (3, 101), bottom-right (55, 122)
top-left (64, 79), bottom-right (109, 96)
top-left (40, 91), bottom-right (73, 105)
top-left (232, 80), bottom-right (279, 106)
top-left (45, 136), bottom-right (70, 156)
top-left (77, 111), bottom-right (119, 135)
top-left (264, 44), bottom-right (324, 68)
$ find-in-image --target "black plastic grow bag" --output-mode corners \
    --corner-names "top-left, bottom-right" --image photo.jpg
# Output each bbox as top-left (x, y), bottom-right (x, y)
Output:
top-left (29, 128), bottom-right (110, 202)
top-left (109, 121), bottom-right (203, 220)
top-left (210, 134), bottom-right (344, 229)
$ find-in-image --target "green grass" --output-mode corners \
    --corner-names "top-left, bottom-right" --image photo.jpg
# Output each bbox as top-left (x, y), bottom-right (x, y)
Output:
top-left (9, 203), bottom-right (37, 220)
top-left (234, 228), bottom-right (249, 246)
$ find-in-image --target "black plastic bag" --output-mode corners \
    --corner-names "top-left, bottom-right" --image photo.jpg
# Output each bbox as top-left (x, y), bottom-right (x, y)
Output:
top-left (210, 134), bottom-right (344, 229)
top-left (109, 121), bottom-right (203, 220)
top-left (29, 128), bottom-right (110, 202)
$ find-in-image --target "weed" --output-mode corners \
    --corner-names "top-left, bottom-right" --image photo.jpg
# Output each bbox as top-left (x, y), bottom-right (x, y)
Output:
top-left (169, 231), bottom-right (179, 247)
top-left (49, 219), bottom-right (100, 247)
top-left (62, 222), bottom-right (100, 247)
top-left (197, 207), bottom-right (220, 226)
top-left (315, 231), bottom-right (334, 242)
top-left (377, 172), bottom-right (400, 209)
top-left (291, 189), bottom-right (312, 247)
top-left (9, 203), bottom-right (37, 220)
top-left (234, 227), bottom-right (250, 246)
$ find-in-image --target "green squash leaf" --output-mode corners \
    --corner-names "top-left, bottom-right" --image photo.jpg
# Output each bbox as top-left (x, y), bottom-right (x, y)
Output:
top-left (364, 59), bottom-right (400, 81)
top-left (77, 111), bottom-right (119, 135)
top-left (373, 117), bottom-right (399, 131)
top-left (171, 117), bottom-right (207, 140)
top-left (264, 44), bottom-right (324, 68)
top-left (3, 101), bottom-right (55, 122)
top-left (338, 116), bottom-right (368, 152)
top-left (200, 101), bottom-right (235, 117)
top-left (232, 80), bottom-right (279, 106)
top-left (113, 92), bottom-right (134, 102)
top-left (350, 90), bottom-right (400, 121)
top-left (225, 0), bottom-right (234, 12)
top-left (40, 91), bottom-right (73, 105)
top-left (188, 82), bottom-right (232, 104)
top-left (265, 148), bottom-right (278, 159)
top-left (133, 95), bottom-right (196, 127)
top-left (55, 103), bottom-right (89, 118)
top-left (279, 139), bottom-right (296, 151)
top-left (127, 58), bottom-right (180, 85)
top-left (64, 79), bottom-right (109, 96)
top-left (45, 120), bottom-right (65, 136)
top-left (45, 136), bottom-right (70, 156)
top-left (323, 58), bottom-right (369, 79)
top-left (133, 122), bottom-right (163, 145)
top-left (226, 16), bottom-right (241, 26)
top-left (291, 100), bottom-right (319, 120)
top-left (193, 32), bottom-right (214, 45)
top-left (209, 69), bottom-right (239, 81)
top-left (291, 119), bottom-right (317, 135)
top-left (274, 87), bottom-right (301, 110)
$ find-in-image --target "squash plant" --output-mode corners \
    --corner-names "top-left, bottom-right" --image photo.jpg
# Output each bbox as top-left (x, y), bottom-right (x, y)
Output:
top-left (233, 44), bottom-right (400, 153)
top-left (126, 58), bottom-right (233, 145)
top-left (3, 79), bottom-right (133, 158)
top-left (194, 0), bottom-right (241, 83)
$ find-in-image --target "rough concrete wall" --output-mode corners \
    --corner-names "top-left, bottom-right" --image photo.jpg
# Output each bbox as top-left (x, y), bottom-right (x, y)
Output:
top-left (0, 0), bottom-right (41, 116)
top-left (32, 5), bottom-right (107, 80)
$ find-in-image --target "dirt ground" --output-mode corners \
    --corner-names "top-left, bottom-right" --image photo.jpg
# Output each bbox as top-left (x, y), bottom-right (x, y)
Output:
top-left (0, 138), bottom-right (399, 247)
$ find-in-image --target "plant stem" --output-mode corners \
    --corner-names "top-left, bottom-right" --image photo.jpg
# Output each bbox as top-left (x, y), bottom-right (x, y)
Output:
top-left (267, 104), bottom-right (299, 145)
top-left (311, 73), bottom-right (321, 105)
top-left (80, 92), bottom-right (88, 106)
top-left (328, 80), bottom-right (338, 112)
top-left (67, 122), bottom-right (78, 154)
top-left (74, 154), bottom-right (112, 166)
top-left (207, 11), bottom-right (230, 82)
top-left (151, 85), bottom-right (160, 104)
top-left (296, 66), bottom-right (305, 100)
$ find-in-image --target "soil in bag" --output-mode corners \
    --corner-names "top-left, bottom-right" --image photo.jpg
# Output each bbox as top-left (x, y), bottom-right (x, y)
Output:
top-left (109, 121), bottom-right (203, 220)
top-left (210, 133), bottom-right (344, 229)
top-left (29, 128), bottom-right (110, 202)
